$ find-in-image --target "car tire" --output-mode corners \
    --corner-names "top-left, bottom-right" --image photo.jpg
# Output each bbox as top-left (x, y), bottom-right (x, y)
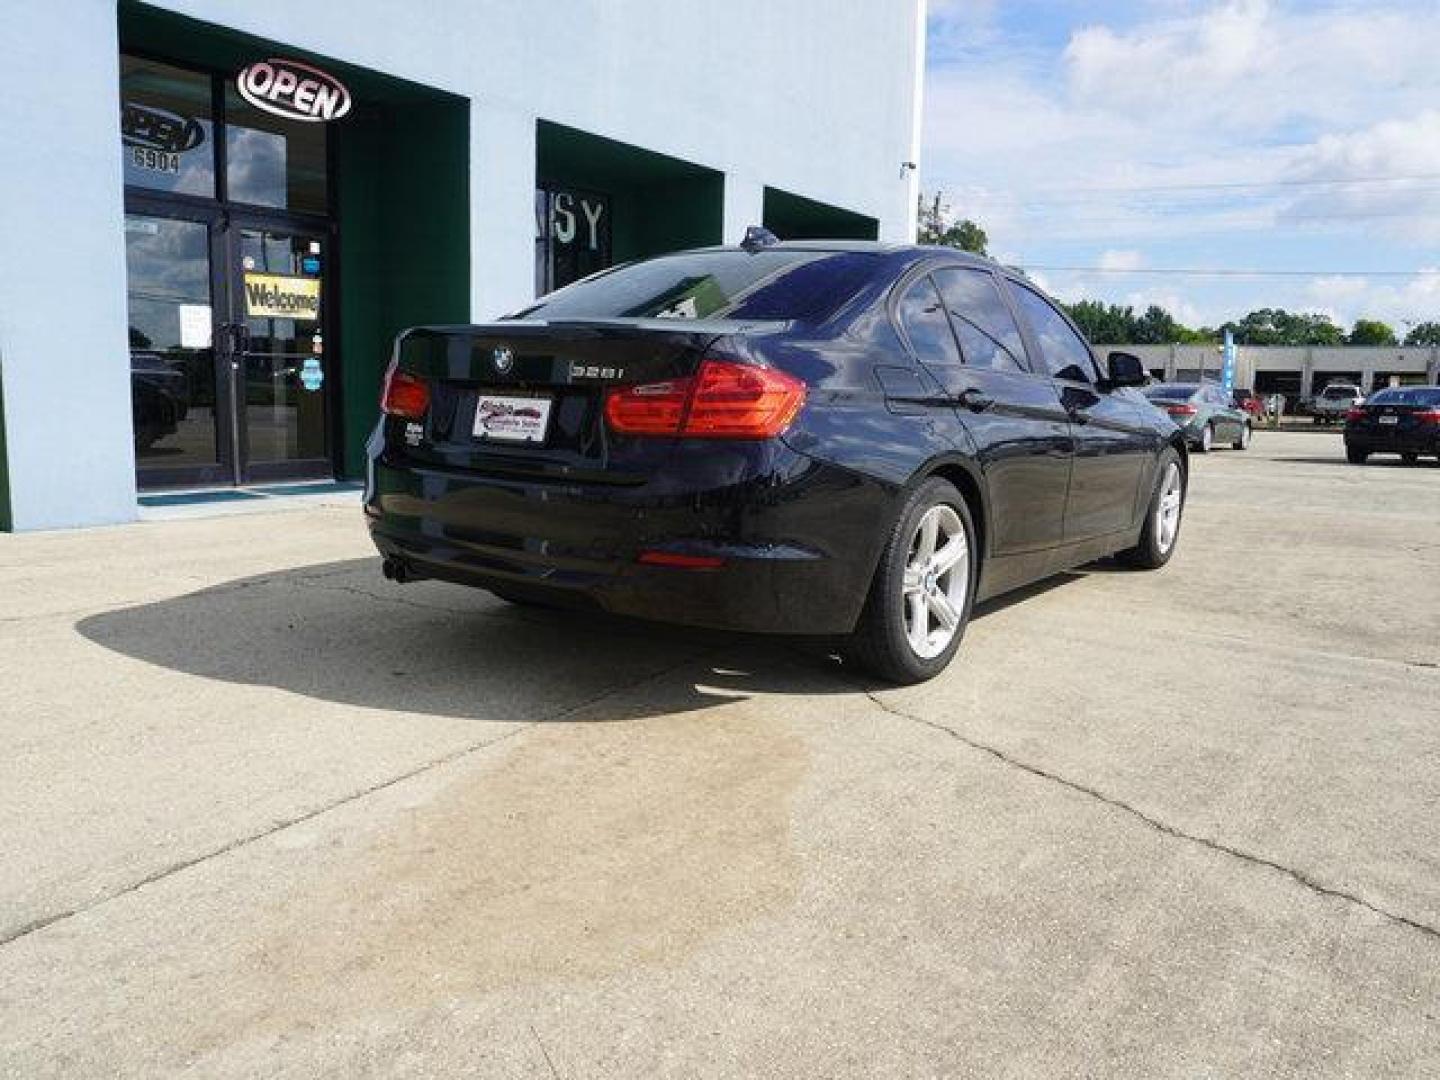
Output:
top-left (1402, 452), bottom-right (1420, 465)
top-left (1118, 447), bottom-right (1185, 570)
top-left (845, 478), bottom-right (977, 686)
top-left (1232, 423), bottom-right (1251, 451)
top-left (1346, 446), bottom-right (1368, 465)
top-left (1197, 424), bottom-right (1214, 453)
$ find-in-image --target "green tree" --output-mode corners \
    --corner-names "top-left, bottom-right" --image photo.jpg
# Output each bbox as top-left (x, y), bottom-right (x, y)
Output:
top-left (1348, 318), bottom-right (1398, 346)
top-left (1223, 309), bottom-right (1344, 346)
top-left (1132, 304), bottom-right (1179, 345)
top-left (1064, 300), bottom-right (1135, 344)
top-left (1403, 321), bottom-right (1440, 346)
top-left (916, 192), bottom-right (989, 256)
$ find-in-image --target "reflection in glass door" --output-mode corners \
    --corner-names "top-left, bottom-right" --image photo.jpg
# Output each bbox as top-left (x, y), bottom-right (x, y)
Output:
top-left (234, 226), bottom-right (330, 471)
top-left (124, 214), bottom-right (224, 477)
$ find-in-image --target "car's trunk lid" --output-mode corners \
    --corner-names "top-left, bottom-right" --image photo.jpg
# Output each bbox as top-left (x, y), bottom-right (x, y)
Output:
top-left (389, 319), bottom-right (772, 482)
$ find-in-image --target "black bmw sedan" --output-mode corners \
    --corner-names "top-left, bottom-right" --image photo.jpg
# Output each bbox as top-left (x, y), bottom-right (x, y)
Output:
top-left (365, 238), bottom-right (1188, 683)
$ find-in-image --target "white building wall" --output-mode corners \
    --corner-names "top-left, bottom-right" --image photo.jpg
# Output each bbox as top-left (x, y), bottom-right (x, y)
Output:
top-left (0, 0), bottom-right (924, 529)
top-left (150, 0), bottom-right (923, 273)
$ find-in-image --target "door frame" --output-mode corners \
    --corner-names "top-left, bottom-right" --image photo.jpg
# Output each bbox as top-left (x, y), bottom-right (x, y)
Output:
top-left (222, 209), bottom-right (340, 485)
top-left (121, 48), bottom-right (341, 491)
top-left (125, 194), bottom-right (238, 489)
top-left (125, 195), bottom-right (340, 488)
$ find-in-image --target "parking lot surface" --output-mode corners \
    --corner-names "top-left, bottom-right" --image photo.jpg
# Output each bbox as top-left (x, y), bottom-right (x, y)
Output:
top-left (2, 430), bottom-right (1438, 1078)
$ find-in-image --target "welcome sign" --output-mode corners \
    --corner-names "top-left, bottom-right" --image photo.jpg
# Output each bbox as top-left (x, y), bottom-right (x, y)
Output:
top-left (244, 273), bottom-right (320, 319)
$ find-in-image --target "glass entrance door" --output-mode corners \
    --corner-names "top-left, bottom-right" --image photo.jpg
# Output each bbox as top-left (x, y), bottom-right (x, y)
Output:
top-left (125, 208), bottom-right (334, 488)
top-left (228, 224), bottom-right (331, 479)
top-left (125, 211), bottom-right (235, 485)
top-left (121, 52), bottom-right (336, 491)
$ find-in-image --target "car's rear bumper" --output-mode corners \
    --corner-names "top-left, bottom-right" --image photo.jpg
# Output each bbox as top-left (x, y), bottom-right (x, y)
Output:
top-left (364, 440), bottom-right (891, 636)
top-left (1345, 429), bottom-right (1440, 455)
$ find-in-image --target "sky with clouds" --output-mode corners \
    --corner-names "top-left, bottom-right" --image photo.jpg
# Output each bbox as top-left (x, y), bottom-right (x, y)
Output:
top-left (921, 0), bottom-right (1440, 332)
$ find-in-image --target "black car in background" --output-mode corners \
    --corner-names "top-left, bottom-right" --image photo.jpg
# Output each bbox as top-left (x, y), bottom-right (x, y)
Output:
top-left (366, 239), bottom-right (1188, 683)
top-left (130, 351), bottom-right (190, 452)
top-left (1344, 386), bottom-right (1440, 465)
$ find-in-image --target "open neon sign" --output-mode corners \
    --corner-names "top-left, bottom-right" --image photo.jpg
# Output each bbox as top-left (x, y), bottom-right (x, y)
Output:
top-left (236, 58), bottom-right (352, 123)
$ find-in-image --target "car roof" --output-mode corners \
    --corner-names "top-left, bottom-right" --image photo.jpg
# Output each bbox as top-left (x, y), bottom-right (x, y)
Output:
top-left (687, 240), bottom-right (1005, 273)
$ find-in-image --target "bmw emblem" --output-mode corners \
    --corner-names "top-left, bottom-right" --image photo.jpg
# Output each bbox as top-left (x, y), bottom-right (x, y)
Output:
top-left (492, 346), bottom-right (514, 374)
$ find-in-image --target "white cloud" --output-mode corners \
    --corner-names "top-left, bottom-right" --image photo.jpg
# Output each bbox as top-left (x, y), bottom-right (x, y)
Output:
top-left (1303, 271), bottom-right (1440, 331)
top-left (1281, 111), bottom-right (1440, 243)
top-left (1098, 249), bottom-right (1145, 272)
top-left (921, 1), bottom-right (1440, 325)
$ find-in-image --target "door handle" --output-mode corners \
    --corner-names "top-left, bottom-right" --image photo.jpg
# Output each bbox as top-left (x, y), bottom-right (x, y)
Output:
top-left (956, 388), bottom-right (994, 413)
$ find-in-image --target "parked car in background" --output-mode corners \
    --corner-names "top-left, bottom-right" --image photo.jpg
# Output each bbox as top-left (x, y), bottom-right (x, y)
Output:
top-left (1232, 388), bottom-right (1266, 420)
top-left (1142, 382), bottom-right (1252, 452)
top-left (366, 238), bottom-right (1190, 684)
top-left (1311, 382), bottom-right (1364, 424)
top-left (1344, 386), bottom-right (1440, 465)
top-left (130, 351), bottom-right (190, 452)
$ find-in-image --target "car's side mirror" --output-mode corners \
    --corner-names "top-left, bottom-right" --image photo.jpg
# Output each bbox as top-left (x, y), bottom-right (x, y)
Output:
top-left (1105, 351), bottom-right (1147, 388)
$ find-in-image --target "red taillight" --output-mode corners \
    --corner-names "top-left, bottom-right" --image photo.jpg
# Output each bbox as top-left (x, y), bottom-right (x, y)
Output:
top-left (1166, 404), bottom-right (1197, 417)
top-left (604, 377), bottom-right (693, 435)
top-left (1345, 407), bottom-right (1367, 422)
top-left (1416, 408), bottom-right (1440, 424)
top-left (636, 550), bottom-right (726, 570)
top-left (380, 361), bottom-right (430, 420)
top-left (605, 359), bottom-right (806, 439)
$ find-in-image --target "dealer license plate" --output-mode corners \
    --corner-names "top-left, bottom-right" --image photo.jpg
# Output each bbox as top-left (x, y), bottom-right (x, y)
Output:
top-left (1379, 415), bottom-right (1399, 425)
top-left (473, 393), bottom-right (553, 443)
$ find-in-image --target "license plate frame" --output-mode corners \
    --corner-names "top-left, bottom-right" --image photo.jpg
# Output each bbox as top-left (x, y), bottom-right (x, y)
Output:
top-left (472, 392), bottom-right (554, 444)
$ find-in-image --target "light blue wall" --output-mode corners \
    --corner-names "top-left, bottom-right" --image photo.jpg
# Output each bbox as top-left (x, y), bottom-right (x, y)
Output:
top-left (0, 1), bottom-right (136, 530)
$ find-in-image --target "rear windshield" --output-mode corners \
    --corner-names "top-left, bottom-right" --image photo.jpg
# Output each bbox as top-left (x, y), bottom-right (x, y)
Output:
top-left (1321, 385), bottom-right (1359, 398)
top-left (510, 249), bottom-right (878, 323)
top-left (1144, 385), bottom-right (1198, 401)
top-left (1366, 387), bottom-right (1440, 406)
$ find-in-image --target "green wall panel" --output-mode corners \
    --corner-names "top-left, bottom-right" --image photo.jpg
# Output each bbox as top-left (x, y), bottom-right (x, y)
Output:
top-left (538, 121), bottom-right (724, 265)
top-left (764, 186), bottom-right (878, 241)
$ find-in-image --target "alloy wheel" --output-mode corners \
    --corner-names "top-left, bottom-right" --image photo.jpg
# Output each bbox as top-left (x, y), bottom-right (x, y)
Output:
top-left (901, 504), bottom-right (969, 659)
top-left (1155, 462), bottom-right (1184, 555)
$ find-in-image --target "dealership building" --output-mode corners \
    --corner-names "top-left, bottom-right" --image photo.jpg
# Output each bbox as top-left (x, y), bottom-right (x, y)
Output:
top-left (1118, 344), bottom-right (1440, 404)
top-left (0, 1), bottom-right (924, 531)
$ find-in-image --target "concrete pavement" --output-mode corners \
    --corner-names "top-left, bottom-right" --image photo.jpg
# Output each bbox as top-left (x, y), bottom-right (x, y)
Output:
top-left (2, 430), bottom-right (1438, 1077)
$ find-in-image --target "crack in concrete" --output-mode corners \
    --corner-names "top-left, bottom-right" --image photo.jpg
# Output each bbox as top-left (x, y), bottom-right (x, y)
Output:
top-left (863, 690), bottom-right (1440, 946)
top-left (530, 1023), bottom-right (563, 1080)
top-left (0, 649), bottom-right (716, 949)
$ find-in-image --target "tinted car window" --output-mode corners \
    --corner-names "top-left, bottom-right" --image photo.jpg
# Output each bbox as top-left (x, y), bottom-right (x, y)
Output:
top-left (1010, 282), bottom-right (1097, 382)
top-left (1368, 387), bottom-right (1440, 406)
top-left (897, 276), bottom-right (962, 368)
top-left (932, 266), bottom-right (1027, 372)
top-left (511, 250), bottom-right (877, 323)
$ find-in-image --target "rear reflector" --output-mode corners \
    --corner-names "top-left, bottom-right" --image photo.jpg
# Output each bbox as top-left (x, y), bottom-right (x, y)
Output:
top-left (605, 359), bottom-right (806, 439)
top-left (381, 361), bottom-right (430, 420)
top-left (637, 550), bottom-right (726, 569)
